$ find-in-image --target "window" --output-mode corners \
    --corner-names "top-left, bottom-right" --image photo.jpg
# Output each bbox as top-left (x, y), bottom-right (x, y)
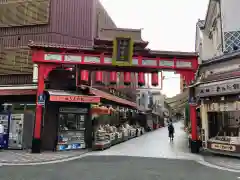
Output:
top-left (59, 113), bottom-right (85, 131)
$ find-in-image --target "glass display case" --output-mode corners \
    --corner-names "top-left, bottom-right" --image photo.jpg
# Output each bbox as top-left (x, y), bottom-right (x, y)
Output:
top-left (57, 107), bottom-right (87, 151)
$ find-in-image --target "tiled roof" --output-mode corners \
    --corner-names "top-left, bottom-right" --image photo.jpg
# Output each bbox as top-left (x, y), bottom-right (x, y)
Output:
top-left (201, 50), bottom-right (240, 67)
top-left (99, 28), bottom-right (147, 44)
top-left (28, 41), bottom-right (92, 50)
top-left (196, 19), bottom-right (205, 29)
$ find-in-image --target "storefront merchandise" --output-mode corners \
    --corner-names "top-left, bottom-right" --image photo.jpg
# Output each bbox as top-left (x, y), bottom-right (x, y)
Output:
top-left (57, 107), bottom-right (87, 151)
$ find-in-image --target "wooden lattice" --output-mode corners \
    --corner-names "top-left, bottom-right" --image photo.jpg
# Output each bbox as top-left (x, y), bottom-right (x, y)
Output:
top-left (0, 0), bottom-right (50, 27)
top-left (0, 47), bottom-right (33, 74)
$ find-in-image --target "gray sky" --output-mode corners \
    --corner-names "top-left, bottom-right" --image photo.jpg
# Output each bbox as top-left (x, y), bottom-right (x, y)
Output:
top-left (101, 0), bottom-right (209, 97)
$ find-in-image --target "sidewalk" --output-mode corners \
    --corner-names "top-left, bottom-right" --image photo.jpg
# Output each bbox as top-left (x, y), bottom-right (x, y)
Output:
top-left (201, 151), bottom-right (240, 170)
top-left (0, 149), bottom-right (88, 165)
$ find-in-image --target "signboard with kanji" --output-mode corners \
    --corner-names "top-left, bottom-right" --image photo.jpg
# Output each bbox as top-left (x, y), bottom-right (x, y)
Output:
top-left (112, 37), bottom-right (134, 66)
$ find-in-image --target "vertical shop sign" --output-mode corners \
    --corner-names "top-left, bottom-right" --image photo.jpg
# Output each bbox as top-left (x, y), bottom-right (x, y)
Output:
top-left (37, 93), bottom-right (45, 106)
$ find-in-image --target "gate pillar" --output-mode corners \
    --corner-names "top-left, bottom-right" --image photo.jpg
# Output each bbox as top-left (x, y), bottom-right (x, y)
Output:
top-left (31, 51), bottom-right (58, 153)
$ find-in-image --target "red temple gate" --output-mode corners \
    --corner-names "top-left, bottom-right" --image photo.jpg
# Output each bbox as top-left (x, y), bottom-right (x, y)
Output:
top-left (29, 37), bottom-right (198, 153)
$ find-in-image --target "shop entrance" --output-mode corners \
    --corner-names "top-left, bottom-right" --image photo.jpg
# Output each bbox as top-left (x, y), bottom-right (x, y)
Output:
top-left (207, 111), bottom-right (231, 138)
top-left (41, 101), bottom-right (91, 151)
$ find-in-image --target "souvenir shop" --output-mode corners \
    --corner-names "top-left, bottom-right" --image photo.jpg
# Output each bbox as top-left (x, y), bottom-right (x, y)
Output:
top-left (92, 104), bottom-right (145, 150)
top-left (201, 95), bottom-right (240, 156)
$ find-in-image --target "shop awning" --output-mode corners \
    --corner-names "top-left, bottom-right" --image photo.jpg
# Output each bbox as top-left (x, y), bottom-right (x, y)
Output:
top-left (0, 85), bottom-right (37, 96)
top-left (89, 87), bottom-right (137, 108)
top-left (47, 90), bottom-right (100, 103)
top-left (0, 89), bottom-right (37, 96)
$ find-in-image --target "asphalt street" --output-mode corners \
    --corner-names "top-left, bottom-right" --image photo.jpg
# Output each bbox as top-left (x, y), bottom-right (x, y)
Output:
top-left (0, 156), bottom-right (238, 180)
top-left (0, 121), bottom-right (239, 179)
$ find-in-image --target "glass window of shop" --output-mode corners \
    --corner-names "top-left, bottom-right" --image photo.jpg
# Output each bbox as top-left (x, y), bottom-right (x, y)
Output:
top-left (1, 103), bottom-right (36, 113)
top-left (58, 107), bottom-right (87, 131)
top-left (57, 107), bottom-right (88, 151)
top-left (59, 113), bottom-right (85, 131)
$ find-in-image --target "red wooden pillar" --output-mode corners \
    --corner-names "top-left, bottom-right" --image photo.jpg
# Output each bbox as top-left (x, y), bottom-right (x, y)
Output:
top-left (190, 103), bottom-right (199, 153)
top-left (190, 104), bottom-right (197, 140)
top-left (32, 64), bottom-right (45, 153)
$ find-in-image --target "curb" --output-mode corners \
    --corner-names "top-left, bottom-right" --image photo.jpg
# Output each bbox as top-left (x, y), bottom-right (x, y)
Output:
top-left (0, 151), bottom-right (90, 166)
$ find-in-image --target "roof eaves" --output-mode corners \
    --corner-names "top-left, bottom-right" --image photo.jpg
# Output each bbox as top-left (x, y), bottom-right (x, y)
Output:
top-left (200, 50), bottom-right (240, 67)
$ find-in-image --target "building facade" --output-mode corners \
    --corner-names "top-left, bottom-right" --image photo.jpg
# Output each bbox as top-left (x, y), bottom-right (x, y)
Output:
top-left (195, 0), bottom-right (240, 62)
top-left (0, 0), bottom-right (138, 102)
top-left (193, 0), bottom-right (240, 156)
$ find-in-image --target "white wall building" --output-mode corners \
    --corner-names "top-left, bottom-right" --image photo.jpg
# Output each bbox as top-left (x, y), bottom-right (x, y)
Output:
top-left (136, 90), bottom-right (165, 116)
top-left (195, 0), bottom-right (240, 62)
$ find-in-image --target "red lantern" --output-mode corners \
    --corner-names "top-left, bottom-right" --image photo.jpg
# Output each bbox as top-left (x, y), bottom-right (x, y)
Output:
top-left (81, 70), bottom-right (89, 83)
top-left (124, 72), bottom-right (131, 85)
top-left (95, 71), bottom-right (103, 83)
top-left (138, 72), bottom-right (145, 86)
top-left (151, 72), bottom-right (159, 86)
top-left (110, 71), bottom-right (117, 84)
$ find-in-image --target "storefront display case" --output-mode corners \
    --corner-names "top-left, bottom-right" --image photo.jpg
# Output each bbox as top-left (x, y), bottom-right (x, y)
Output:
top-left (57, 107), bottom-right (87, 151)
top-left (91, 105), bottom-right (146, 151)
top-left (207, 125), bottom-right (240, 156)
top-left (93, 126), bottom-right (111, 150)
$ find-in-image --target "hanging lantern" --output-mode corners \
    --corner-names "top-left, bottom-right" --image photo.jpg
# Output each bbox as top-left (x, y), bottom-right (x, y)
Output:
top-left (124, 72), bottom-right (131, 85)
top-left (81, 70), bottom-right (89, 83)
top-left (110, 71), bottom-right (117, 84)
top-left (138, 72), bottom-right (145, 86)
top-left (95, 71), bottom-right (103, 84)
top-left (151, 72), bottom-right (159, 86)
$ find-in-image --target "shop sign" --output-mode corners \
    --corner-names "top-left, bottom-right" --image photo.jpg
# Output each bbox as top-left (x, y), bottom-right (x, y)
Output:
top-left (37, 93), bottom-right (45, 106)
top-left (84, 56), bottom-right (100, 63)
top-left (210, 143), bottom-right (236, 152)
top-left (159, 60), bottom-right (174, 67)
top-left (44, 54), bottom-right (62, 61)
top-left (59, 107), bottom-right (88, 114)
top-left (64, 55), bottom-right (82, 62)
top-left (176, 61), bottom-right (192, 68)
top-left (142, 59), bottom-right (157, 66)
top-left (104, 57), bottom-right (112, 64)
top-left (50, 95), bottom-right (100, 103)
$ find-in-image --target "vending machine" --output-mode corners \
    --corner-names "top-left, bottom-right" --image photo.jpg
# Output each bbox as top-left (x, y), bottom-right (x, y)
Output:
top-left (8, 114), bottom-right (24, 149)
top-left (8, 113), bottom-right (34, 149)
top-left (0, 113), bottom-right (11, 149)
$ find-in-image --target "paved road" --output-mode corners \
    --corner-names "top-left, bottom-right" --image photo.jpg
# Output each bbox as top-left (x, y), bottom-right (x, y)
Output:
top-left (89, 121), bottom-right (202, 161)
top-left (0, 121), bottom-right (239, 179)
top-left (0, 156), bottom-right (238, 180)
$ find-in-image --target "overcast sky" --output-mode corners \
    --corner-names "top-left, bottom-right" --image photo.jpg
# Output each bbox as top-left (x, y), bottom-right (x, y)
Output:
top-left (101, 0), bottom-right (209, 97)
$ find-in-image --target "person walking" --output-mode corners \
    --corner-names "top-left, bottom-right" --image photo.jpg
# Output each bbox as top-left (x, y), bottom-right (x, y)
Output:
top-left (168, 120), bottom-right (174, 141)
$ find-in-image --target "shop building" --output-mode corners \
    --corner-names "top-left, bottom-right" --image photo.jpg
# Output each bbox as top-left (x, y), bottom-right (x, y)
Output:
top-left (194, 52), bottom-right (240, 156)
top-left (0, 0), bottom-right (116, 96)
top-left (0, 0), bottom-right (141, 152)
top-left (192, 0), bottom-right (240, 155)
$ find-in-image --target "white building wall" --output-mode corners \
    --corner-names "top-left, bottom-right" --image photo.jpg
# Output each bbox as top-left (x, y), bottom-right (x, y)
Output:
top-left (201, 32), bottom-right (215, 60)
top-left (195, 0), bottom-right (224, 62)
top-left (221, 0), bottom-right (240, 32)
top-left (221, 0), bottom-right (240, 52)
